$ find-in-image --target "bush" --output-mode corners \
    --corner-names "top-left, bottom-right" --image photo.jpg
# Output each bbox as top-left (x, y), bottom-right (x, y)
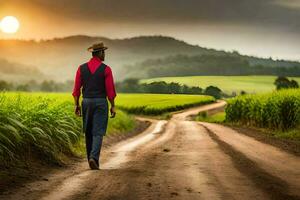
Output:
top-left (274, 76), bottom-right (299, 90)
top-left (205, 86), bottom-right (222, 99)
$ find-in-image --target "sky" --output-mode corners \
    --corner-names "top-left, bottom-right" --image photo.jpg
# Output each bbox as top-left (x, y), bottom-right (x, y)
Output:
top-left (0, 0), bottom-right (300, 61)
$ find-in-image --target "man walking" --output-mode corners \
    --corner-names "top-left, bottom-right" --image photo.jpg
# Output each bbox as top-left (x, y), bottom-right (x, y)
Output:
top-left (72, 42), bottom-right (117, 170)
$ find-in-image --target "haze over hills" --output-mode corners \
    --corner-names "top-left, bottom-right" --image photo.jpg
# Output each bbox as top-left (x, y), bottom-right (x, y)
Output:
top-left (0, 35), bottom-right (299, 82)
top-left (0, 58), bottom-right (44, 82)
top-left (125, 54), bottom-right (300, 79)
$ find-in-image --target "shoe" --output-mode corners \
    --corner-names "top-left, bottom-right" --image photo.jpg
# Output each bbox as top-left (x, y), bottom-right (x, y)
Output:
top-left (88, 158), bottom-right (99, 170)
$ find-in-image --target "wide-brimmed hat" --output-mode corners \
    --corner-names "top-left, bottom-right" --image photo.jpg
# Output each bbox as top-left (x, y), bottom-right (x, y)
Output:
top-left (87, 42), bottom-right (108, 52)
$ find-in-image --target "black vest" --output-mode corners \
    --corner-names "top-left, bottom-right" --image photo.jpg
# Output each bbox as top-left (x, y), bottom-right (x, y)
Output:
top-left (80, 62), bottom-right (107, 98)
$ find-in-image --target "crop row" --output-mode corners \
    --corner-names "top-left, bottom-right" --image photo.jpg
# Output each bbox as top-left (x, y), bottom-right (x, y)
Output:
top-left (0, 92), bottom-right (214, 166)
top-left (225, 89), bottom-right (300, 130)
top-left (0, 93), bottom-right (135, 166)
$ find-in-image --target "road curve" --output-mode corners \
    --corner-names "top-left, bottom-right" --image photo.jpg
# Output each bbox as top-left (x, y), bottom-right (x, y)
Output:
top-left (1, 100), bottom-right (299, 200)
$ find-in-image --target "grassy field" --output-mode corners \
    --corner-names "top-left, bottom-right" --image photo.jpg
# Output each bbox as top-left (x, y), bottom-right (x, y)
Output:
top-left (196, 112), bottom-right (226, 123)
top-left (0, 92), bottom-right (214, 166)
top-left (0, 92), bottom-right (135, 166)
top-left (116, 93), bottom-right (215, 115)
top-left (141, 76), bottom-right (300, 94)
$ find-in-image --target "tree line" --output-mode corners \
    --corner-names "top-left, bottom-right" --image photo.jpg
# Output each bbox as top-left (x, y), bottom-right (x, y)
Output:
top-left (116, 78), bottom-right (224, 99)
top-left (0, 80), bottom-right (73, 92)
top-left (0, 78), bottom-right (224, 99)
top-left (1, 76), bottom-right (297, 99)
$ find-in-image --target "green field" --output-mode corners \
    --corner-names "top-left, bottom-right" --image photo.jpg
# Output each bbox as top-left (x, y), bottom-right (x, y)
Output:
top-left (116, 93), bottom-right (215, 115)
top-left (196, 112), bottom-right (226, 123)
top-left (225, 89), bottom-right (300, 138)
top-left (141, 76), bottom-right (300, 94)
top-left (0, 92), bottom-right (214, 166)
top-left (0, 92), bottom-right (135, 165)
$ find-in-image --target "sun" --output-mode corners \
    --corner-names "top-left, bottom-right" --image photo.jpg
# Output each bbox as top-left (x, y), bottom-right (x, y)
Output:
top-left (0, 16), bottom-right (20, 34)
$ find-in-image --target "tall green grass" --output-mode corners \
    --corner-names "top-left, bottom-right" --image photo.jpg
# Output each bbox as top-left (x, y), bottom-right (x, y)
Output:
top-left (196, 112), bottom-right (226, 123)
top-left (116, 93), bottom-right (215, 115)
top-left (225, 89), bottom-right (300, 130)
top-left (0, 92), bottom-right (135, 166)
top-left (0, 92), bottom-right (214, 166)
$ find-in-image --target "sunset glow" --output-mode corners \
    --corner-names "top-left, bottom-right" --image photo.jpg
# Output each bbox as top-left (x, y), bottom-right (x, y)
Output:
top-left (0, 16), bottom-right (20, 34)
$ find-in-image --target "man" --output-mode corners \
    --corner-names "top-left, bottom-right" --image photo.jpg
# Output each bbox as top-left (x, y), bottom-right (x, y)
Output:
top-left (72, 42), bottom-right (117, 170)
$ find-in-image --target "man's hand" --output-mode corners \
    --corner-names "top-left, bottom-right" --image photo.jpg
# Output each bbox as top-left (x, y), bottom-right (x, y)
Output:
top-left (75, 105), bottom-right (81, 117)
top-left (110, 106), bottom-right (116, 118)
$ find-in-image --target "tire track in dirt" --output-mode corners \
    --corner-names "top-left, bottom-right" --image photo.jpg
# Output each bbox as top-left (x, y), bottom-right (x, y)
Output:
top-left (200, 122), bottom-right (300, 200)
top-left (4, 101), bottom-right (297, 200)
top-left (70, 101), bottom-right (268, 200)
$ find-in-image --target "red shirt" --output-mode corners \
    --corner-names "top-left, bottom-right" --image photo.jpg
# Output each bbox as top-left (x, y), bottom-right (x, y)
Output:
top-left (72, 57), bottom-right (117, 101)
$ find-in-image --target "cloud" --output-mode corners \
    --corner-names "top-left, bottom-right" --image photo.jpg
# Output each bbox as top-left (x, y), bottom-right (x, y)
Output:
top-left (14, 0), bottom-right (300, 27)
top-left (273, 0), bottom-right (300, 9)
top-left (1, 0), bottom-right (300, 60)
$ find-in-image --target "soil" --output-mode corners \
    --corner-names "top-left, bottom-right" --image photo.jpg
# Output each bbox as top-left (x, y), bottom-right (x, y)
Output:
top-left (227, 125), bottom-right (300, 156)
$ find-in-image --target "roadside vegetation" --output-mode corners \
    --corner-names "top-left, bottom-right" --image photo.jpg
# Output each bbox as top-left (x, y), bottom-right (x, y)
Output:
top-left (0, 92), bottom-right (135, 167)
top-left (0, 92), bottom-right (214, 167)
top-left (225, 89), bottom-right (300, 140)
top-left (196, 111), bottom-right (226, 123)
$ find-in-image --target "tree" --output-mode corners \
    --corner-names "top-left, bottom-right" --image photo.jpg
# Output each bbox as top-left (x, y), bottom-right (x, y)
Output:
top-left (240, 90), bottom-right (247, 95)
top-left (274, 76), bottom-right (299, 90)
top-left (274, 76), bottom-right (291, 90)
top-left (205, 86), bottom-right (222, 99)
top-left (16, 84), bottom-right (30, 91)
top-left (181, 85), bottom-right (190, 94)
top-left (290, 80), bottom-right (299, 88)
top-left (146, 81), bottom-right (169, 93)
top-left (188, 86), bottom-right (202, 94)
top-left (40, 80), bottom-right (56, 92)
top-left (168, 82), bottom-right (181, 94)
top-left (116, 78), bottom-right (141, 93)
top-left (0, 80), bottom-right (12, 91)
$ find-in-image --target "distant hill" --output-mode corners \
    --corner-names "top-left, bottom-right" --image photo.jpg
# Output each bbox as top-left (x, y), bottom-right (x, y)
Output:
top-left (0, 35), bottom-right (299, 82)
top-left (0, 58), bottom-right (44, 82)
top-left (125, 54), bottom-right (300, 79)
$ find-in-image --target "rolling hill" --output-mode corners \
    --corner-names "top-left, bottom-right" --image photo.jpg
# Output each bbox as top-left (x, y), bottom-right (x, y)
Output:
top-left (0, 58), bottom-right (44, 82)
top-left (0, 35), bottom-right (299, 82)
top-left (125, 54), bottom-right (300, 79)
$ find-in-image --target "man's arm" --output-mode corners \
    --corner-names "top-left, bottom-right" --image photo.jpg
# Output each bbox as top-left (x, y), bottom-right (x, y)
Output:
top-left (73, 95), bottom-right (80, 107)
top-left (108, 98), bottom-right (116, 118)
top-left (105, 66), bottom-right (117, 118)
top-left (73, 96), bottom-right (81, 116)
top-left (72, 66), bottom-right (82, 117)
top-left (108, 98), bottom-right (115, 107)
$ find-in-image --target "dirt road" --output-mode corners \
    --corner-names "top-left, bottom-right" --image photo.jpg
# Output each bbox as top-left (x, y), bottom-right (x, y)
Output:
top-left (1, 100), bottom-right (300, 200)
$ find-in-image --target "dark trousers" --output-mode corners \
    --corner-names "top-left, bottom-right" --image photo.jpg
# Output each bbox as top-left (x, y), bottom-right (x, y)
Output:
top-left (82, 98), bottom-right (108, 165)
